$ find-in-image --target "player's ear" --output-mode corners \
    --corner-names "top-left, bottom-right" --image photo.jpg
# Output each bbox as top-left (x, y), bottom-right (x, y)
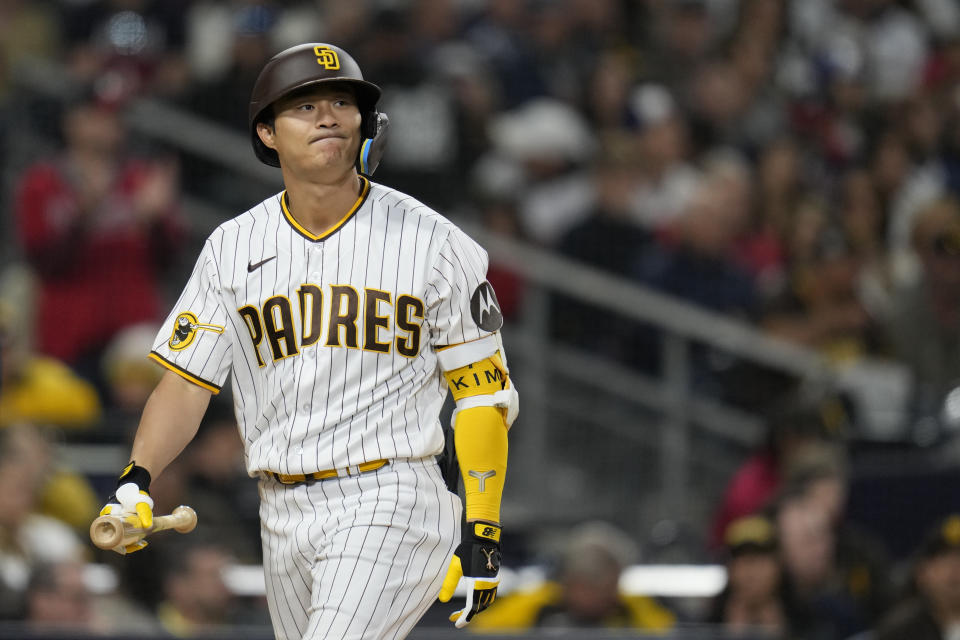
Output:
top-left (256, 121), bottom-right (277, 150)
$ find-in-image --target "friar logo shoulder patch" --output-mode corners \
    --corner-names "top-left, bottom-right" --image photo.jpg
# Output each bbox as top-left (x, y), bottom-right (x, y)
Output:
top-left (470, 281), bottom-right (503, 332)
top-left (168, 311), bottom-right (225, 351)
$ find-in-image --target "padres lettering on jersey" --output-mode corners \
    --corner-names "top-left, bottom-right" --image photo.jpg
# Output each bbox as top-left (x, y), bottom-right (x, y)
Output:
top-left (149, 176), bottom-right (502, 477)
top-left (236, 284), bottom-right (424, 366)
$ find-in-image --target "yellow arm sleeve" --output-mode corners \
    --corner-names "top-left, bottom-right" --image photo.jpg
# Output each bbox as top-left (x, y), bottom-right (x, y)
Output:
top-left (454, 406), bottom-right (508, 524)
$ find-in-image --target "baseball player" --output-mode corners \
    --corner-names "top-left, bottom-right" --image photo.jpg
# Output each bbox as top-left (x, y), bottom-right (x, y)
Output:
top-left (98, 43), bottom-right (518, 639)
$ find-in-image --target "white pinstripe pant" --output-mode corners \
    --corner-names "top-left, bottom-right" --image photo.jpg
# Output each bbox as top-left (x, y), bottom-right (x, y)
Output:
top-left (258, 458), bottom-right (461, 640)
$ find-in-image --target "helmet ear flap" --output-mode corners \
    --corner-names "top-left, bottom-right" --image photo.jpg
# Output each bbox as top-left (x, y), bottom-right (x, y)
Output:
top-left (361, 110), bottom-right (380, 140)
top-left (357, 111), bottom-right (389, 176)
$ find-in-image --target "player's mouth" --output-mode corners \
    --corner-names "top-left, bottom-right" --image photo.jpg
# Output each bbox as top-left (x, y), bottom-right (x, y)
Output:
top-left (309, 133), bottom-right (346, 144)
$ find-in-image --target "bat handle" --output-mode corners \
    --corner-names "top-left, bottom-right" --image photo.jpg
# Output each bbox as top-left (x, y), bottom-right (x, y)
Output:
top-left (89, 505), bottom-right (198, 550)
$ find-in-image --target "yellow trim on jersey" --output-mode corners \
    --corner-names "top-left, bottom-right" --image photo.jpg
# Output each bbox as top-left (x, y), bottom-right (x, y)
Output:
top-left (455, 406), bottom-right (508, 524)
top-left (147, 352), bottom-right (220, 394)
top-left (281, 176), bottom-right (370, 241)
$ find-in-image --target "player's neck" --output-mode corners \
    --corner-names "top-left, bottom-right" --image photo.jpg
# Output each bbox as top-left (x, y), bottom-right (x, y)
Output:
top-left (283, 171), bottom-right (364, 237)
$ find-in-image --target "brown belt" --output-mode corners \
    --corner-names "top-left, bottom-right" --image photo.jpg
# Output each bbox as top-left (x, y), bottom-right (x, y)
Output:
top-left (271, 459), bottom-right (389, 485)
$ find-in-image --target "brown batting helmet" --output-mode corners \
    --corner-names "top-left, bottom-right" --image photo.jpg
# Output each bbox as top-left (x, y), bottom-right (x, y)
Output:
top-left (248, 43), bottom-right (383, 168)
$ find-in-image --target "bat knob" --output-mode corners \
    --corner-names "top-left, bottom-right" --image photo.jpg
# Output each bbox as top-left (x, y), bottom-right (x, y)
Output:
top-left (90, 516), bottom-right (124, 550)
top-left (171, 505), bottom-right (198, 533)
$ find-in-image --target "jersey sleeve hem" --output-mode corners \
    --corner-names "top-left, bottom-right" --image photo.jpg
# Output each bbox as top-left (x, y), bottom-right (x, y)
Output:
top-left (435, 334), bottom-right (498, 371)
top-left (147, 351), bottom-right (221, 394)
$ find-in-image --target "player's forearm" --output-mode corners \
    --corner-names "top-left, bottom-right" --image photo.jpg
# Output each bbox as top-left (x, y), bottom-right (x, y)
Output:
top-left (128, 370), bottom-right (211, 478)
top-left (454, 406), bottom-right (508, 524)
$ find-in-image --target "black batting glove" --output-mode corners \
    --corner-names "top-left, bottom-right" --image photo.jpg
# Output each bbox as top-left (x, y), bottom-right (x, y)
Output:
top-left (438, 521), bottom-right (502, 628)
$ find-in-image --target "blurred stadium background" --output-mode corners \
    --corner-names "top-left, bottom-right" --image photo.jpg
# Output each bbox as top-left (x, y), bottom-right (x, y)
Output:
top-left (1, 0), bottom-right (960, 638)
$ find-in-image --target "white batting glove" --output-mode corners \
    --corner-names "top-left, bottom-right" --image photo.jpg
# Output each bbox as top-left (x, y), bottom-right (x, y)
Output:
top-left (98, 463), bottom-right (154, 554)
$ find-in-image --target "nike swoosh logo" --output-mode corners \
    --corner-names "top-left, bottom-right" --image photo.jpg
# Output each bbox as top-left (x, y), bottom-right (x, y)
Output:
top-left (247, 256), bottom-right (276, 272)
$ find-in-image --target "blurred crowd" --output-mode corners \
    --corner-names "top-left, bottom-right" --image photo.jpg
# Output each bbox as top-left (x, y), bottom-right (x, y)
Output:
top-left (4, 0), bottom-right (956, 429)
top-left (2, 0), bottom-right (960, 638)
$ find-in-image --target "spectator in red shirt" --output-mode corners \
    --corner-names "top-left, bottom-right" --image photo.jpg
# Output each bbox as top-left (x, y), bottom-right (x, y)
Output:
top-left (15, 89), bottom-right (184, 384)
top-left (710, 397), bottom-right (841, 550)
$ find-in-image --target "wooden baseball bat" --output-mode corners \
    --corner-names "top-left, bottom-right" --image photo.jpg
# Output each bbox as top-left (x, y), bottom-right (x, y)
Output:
top-left (90, 505), bottom-right (198, 550)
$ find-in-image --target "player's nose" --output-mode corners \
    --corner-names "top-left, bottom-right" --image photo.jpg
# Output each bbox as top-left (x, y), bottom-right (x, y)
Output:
top-left (313, 102), bottom-right (339, 128)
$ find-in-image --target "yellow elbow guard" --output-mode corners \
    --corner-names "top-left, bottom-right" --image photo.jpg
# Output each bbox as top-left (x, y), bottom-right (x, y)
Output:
top-left (444, 353), bottom-right (508, 401)
top-left (443, 351), bottom-right (519, 428)
top-left (454, 406), bottom-right (508, 524)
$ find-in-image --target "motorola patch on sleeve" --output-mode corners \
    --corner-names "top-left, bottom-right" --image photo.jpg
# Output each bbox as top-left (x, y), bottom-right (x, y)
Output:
top-left (470, 281), bottom-right (503, 332)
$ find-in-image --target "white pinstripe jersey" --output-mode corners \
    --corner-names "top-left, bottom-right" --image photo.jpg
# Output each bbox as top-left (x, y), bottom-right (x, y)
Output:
top-left (150, 176), bottom-right (505, 477)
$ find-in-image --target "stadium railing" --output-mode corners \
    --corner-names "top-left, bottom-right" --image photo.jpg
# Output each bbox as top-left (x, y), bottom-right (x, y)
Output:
top-left (2, 57), bottom-right (856, 544)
